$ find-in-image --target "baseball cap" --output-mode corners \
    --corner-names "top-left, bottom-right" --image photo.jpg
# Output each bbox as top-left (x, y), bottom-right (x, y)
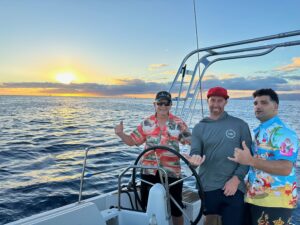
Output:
top-left (207, 86), bottom-right (229, 99)
top-left (155, 91), bottom-right (172, 102)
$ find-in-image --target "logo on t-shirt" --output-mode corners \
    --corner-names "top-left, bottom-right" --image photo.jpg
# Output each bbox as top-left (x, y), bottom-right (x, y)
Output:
top-left (226, 129), bottom-right (236, 139)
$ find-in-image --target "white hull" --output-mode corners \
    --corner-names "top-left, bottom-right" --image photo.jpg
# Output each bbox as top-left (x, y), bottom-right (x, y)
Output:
top-left (7, 186), bottom-right (204, 225)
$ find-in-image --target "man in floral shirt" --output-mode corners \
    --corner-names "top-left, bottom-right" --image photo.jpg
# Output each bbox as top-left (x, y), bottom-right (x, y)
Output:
top-left (229, 88), bottom-right (299, 225)
top-left (115, 91), bottom-right (191, 225)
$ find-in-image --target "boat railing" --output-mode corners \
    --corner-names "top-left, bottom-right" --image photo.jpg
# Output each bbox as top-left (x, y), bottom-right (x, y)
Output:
top-left (78, 145), bottom-right (132, 203)
top-left (78, 146), bottom-right (170, 206)
top-left (78, 146), bottom-right (91, 202)
top-left (169, 30), bottom-right (300, 126)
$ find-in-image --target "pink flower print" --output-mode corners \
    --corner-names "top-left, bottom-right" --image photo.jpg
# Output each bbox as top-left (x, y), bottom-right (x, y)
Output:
top-left (280, 138), bottom-right (293, 156)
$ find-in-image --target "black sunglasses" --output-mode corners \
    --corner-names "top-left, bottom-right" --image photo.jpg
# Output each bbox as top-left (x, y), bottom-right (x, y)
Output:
top-left (156, 102), bottom-right (171, 106)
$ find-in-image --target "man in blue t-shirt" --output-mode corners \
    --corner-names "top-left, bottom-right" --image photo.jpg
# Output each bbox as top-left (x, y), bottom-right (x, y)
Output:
top-left (229, 88), bottom-right (299, 225)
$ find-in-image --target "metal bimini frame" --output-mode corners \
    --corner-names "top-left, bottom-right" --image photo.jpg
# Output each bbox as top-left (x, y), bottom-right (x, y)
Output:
top-left (169, 30), bottom-right (300, 125)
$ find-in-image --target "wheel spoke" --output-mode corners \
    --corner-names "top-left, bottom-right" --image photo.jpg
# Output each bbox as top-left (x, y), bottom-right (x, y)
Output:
top-left (131, 145), bottom-right (204, 225)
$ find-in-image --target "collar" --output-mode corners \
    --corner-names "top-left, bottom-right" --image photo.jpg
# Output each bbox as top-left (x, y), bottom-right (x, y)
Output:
top-left (253, 116), bottom-right (281, 133)
top-left (152, 112), bottom-right (174, 121)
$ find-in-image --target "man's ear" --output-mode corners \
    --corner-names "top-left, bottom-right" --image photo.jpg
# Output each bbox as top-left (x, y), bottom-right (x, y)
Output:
top-left (274, 102), bottom-right (279, 111)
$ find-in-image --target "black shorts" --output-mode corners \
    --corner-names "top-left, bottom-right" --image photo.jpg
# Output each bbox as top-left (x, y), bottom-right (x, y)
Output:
top-left (244, 203), bottom-right (293, 225)
top-left (140, 172), bottom-right (183, 217)
top-left (203, 189), bottom-right (245, 225)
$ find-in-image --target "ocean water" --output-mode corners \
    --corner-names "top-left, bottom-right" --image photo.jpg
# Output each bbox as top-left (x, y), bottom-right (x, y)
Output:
top-left (0, 96), bottom-right (299, 224)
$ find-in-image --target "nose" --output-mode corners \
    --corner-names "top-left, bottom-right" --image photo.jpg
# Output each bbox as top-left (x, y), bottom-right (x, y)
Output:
top-left (254, 103), bottom-right (261, 111)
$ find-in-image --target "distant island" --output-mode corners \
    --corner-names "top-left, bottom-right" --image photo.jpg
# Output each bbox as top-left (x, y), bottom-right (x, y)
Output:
top-left (235, 93), bottom-right (300, 101)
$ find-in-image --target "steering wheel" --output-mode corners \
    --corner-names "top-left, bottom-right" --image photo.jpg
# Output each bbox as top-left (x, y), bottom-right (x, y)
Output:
top-left (131, 145), bottom-right (204, 225)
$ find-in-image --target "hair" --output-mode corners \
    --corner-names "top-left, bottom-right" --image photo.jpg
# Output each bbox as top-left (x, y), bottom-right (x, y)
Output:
top-left (252, 88), bottom-right (279, 104)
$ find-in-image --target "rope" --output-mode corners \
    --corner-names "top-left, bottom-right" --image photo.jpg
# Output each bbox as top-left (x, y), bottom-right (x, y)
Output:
top-left (192, 0), bottom-right (204, 117)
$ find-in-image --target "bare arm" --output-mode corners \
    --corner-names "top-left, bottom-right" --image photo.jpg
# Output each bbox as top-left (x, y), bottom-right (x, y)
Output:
top-left (115, 121), bottom-right (136, 146)
top-left (228, 141), bottom-right (293, 176)
top-left (249, 157), bottom-right (292, 176)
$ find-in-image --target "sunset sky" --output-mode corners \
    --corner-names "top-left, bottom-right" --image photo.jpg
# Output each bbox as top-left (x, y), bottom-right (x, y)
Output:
top-left (0, 0), bottom-right (300, 98)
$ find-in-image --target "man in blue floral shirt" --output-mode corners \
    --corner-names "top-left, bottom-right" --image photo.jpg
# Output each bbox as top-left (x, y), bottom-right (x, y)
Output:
top-left (229, 88), bottom-right (299, 225)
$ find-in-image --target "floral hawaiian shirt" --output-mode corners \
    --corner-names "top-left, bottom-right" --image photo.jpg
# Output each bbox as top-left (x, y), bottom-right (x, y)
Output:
top-left (130, 113), bottom-right (190, 178)
top-left (245, 116), bottom-right (299, 208)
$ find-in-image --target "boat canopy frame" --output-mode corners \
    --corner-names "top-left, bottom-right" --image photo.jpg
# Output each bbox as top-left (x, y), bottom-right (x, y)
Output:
top-left (169, 30), bottom-right (300, 125)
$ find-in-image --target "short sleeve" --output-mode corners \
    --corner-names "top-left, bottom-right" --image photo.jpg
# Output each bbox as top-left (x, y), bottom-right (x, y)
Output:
top-left (271, 127), bottom-right (298, 163)
top-left (130, 121), bottom-right (146, 146)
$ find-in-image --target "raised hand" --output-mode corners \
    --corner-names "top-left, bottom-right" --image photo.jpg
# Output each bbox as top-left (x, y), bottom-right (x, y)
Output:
top-left (183, 154), bottom-right (206, 167)
top-left (114, 121), bottom-right (124, 136)
top-left (228, 141), bottom-right (253, 166)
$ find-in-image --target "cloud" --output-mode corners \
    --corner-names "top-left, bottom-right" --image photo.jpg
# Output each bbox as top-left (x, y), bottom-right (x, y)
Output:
top-left (282, 75), bottom-right (300, 80)
top-left (161, 70), bottom-right (177, 75)
top-left (1, 74), bottom-right (299, 96)
top-left (202, 75), bottom-right (300, 91)
top-left (219, 73), bottom-right (239, 80)
top-left (0, 80), bottom-right (170, 96)
top-left (148, 64), bottom-right (168, 70)
top-left (275, 57), bottom-right (300, 72)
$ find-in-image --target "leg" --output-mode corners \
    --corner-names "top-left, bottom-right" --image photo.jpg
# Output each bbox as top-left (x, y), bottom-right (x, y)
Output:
top-left (203, 189), bottom-right (222, 215)
top-left (201, 190), bottom-right (223, 225)
top-left (204, 215), bottom-right (222, 225)
top-left (243, 203), bottom-right (252, 225)
top-left (221, 190), bottom-right (245, 225)
top-left (140, 174), bottom-right (157, 210)
top-left (168, 176), bottom-right (184, 225)
top-left (172, 215), bottom-right (184, 225)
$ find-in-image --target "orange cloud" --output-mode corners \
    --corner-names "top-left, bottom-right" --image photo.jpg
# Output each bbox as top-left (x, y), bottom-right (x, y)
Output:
top-left (0, 88), bottom-right (98, 97)
top-left (148, 63), bottom-right (168, 70)
top-left (161, 70), bottom-right (176, 75)
top-left (275, 57), bottom-right (300, 72)
top-left (202, 74), bottom-right (217, 81)
top-left (220, 73), bottom-right (239, 80)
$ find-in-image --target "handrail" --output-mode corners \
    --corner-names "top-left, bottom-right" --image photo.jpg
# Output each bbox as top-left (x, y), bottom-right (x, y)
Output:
top-left (78, 147), bottom-right (172, 219)
top-left (78, 147), bottom-right (90, 203)
top-left (169, 30), bottom-right (300, 125)
top-left (78, 145), bottom-right (133, 203)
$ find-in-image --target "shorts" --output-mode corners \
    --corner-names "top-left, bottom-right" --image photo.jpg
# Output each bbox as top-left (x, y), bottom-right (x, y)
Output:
top-left (203, 189), bottom-right (245, 225)
top-left (244, 203), bottom-right (293, 225)
top-left (140, 172), bottom-right (183, 217)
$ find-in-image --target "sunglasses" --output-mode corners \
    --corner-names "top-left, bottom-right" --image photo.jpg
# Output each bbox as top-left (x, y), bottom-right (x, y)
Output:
top-left (156, 102), bottom-right (171, 106)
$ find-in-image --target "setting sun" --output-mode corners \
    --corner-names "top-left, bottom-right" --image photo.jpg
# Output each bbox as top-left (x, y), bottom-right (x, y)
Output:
top-left (55, 72), bottom-right (76, 84)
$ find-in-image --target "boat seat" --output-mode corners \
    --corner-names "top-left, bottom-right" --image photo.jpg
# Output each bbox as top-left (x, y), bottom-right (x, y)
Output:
top-left (21, 202), bottom-right (106, 225)
top-left (101, 183), bottom-right (170, 225)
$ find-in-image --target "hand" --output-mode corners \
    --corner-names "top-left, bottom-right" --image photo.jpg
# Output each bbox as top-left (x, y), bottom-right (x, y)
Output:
top-left (223, 176), bottom-right (240, 196)
top-left (114, 121), bottom-right (124, 136)
top-left (228, 141), bottom-right (253, 166)
top-left (183, 154), bottom-right (206, 167)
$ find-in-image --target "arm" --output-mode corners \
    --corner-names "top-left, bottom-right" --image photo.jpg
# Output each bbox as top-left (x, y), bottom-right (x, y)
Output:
top-left (228, 141), bottom-right (293, 176)
top-left (232, 124), bottom-right (251, 181)
top-left (223, 123), bottom-right (251, 196)
top-left (114, 121), bottom-right (136, 146)
top-left (251, 158), bottom-right (292, 176)
top-left (184, 124), bottom-right (206, 166)
top-left (190, 124), bottom-right (203, 156)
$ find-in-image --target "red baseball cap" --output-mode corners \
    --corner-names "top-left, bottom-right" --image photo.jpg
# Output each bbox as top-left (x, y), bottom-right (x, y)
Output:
top-left (207, 86), bottom-right (229, 99)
